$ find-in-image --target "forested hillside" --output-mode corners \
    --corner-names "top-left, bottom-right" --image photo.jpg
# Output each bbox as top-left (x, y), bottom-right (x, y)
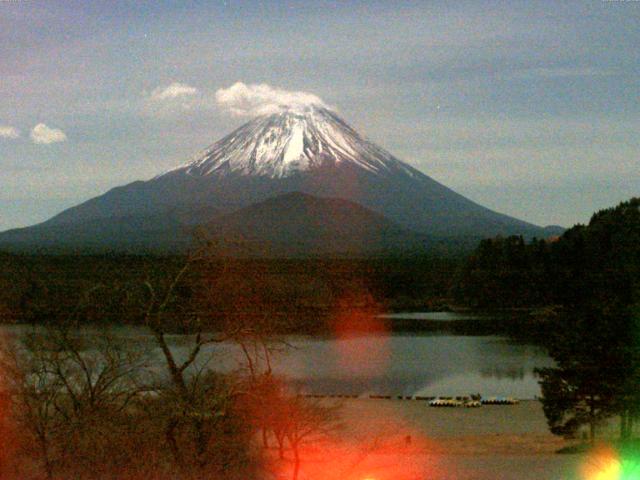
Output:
top-left (455, 197), bottom-right (640, 311)
top-left (455, 198), bottom-right (640, 442)
top-left (0, 253), bottom-right (460, 332)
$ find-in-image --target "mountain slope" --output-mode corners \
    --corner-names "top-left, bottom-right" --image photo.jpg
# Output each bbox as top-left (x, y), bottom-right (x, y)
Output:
top-left (206, 191), bottom-right (429, 256)
top-left (0, 193), bottom-right (433, 256)
top-left (0, 212), bottom-right (193, 252)
top-left (0, 105), bottom-right (557, 253)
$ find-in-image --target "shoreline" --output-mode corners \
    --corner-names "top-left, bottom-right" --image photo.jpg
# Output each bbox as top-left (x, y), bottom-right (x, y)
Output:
top-left (277, 398), bottom-right (591, 480)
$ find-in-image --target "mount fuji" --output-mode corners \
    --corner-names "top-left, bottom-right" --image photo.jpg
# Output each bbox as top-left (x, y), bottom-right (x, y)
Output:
top-left (0, 105), bottom-right (560, 254)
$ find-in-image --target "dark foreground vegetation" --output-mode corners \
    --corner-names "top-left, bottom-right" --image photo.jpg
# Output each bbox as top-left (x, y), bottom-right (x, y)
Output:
top-left (0, 321), bottom-right (346, 479)
top-left (0, 244), bottom-right (347, 479)
top-left (457, 198), bottom-right (640, 445)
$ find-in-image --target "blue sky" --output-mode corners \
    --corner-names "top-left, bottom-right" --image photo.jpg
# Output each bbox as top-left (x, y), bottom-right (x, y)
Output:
top-left (1, 0), bottom-right (639, 231)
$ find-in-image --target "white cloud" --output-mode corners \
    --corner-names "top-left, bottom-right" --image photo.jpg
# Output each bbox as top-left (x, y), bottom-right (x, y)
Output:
top-left (30, 123), bottom-right (67, 144)
top-left (0, 125), bottom-right (20, 139)
top-left (215, 82), bottom-right (327, 116)
top-left (150, 82), bottom-right (199, 101)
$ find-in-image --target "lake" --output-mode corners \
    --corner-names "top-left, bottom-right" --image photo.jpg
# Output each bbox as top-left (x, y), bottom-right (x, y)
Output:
top-left (1, 314), bottom-right (553, 399)
top-left (276, 334), bottom-right (552, 399)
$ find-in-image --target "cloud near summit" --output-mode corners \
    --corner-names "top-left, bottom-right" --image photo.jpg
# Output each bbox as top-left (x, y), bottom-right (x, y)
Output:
top-left (150, 82), bottom-right (199, 101)
top-left (30, 123), bottom-right (67, 144)
top-left (0, 125), bottom-right (20, 139)
top-left (215, 82), bottom-right (327, 117)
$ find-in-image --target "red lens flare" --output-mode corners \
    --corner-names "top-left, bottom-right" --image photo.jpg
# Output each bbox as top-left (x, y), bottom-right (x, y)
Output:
top-left (0, 334), bottom-right (18, 478)
top-left (269, 411), bottom-right (444, 480)
top-left (329, 287), bottom-right (390, 377)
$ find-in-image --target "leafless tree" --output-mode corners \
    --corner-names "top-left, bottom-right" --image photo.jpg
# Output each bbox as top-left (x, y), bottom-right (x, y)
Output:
top-left (0, 317), bottom-right (150, 479)
top-left (282, 396), bottom-right (341, 480)
top-left (140, 240), bottom-right (263, 476)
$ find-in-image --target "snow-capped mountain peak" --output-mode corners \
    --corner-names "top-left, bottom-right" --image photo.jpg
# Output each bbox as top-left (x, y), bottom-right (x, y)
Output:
top-left (3, 101), bottom-right (550, 248)
top-left (165, 105), bottom-right (406, 179)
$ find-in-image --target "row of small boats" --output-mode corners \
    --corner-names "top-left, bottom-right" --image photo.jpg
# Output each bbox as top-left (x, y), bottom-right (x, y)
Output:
top-left (299, 394), bottom-right (520, 406)
top-left (427, 396), bottom-right (519, 407)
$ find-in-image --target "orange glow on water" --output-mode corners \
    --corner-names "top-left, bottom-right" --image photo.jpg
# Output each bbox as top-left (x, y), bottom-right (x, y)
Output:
top-left (329, 287), bottom-right (390, 377)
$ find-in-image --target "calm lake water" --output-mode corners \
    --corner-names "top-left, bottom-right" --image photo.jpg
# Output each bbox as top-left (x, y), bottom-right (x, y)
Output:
top-left (278, 334), bottom-right (552, 399)
top-left (1, 313), bottom-right (553, 399)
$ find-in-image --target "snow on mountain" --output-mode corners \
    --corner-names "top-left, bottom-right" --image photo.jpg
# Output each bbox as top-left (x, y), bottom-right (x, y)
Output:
top-left (0, 103), bottom-right (555, 252)
top-left (163, 105), bottom-right (415, 179)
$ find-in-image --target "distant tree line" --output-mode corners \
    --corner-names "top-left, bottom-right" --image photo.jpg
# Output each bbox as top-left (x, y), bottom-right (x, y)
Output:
top-left (454, 198), bottom-right (640, 312)
top-left (0, 253), bottom-right (462, 333)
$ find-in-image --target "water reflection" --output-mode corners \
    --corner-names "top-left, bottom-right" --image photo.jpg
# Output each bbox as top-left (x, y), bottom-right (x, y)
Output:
top-left (1, 325), bottom-right (553, 399)
top-left (259, 334), bottom-right (553, 398)
top-left (480, 366), bottom-right (526, 381)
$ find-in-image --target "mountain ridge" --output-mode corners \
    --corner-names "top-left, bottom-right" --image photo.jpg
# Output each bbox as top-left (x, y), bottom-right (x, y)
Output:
top-left (0, 106), bottom-right (561, 253)
top-left (205, 191), bottom-right (431, 256)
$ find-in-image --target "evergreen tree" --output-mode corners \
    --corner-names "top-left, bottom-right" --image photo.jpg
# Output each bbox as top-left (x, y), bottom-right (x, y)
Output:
top-left (536, 309), bottom-right (632, 442)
